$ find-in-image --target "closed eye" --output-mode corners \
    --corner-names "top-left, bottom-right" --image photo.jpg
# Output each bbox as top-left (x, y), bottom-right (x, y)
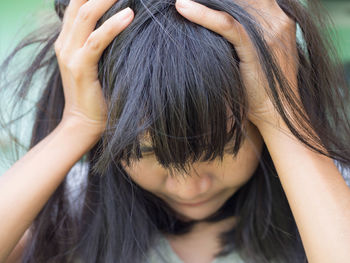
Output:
top-left (224, 144), bottom-right (235, 154)
top-left (139, 144), bottom-right (236, 158)
top-left (140, 145), bottom-right (155, 157)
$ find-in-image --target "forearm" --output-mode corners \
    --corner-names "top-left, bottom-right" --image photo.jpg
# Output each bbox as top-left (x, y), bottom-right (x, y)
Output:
top-left (0, 119), bottom-right (99, 262)
top-left (256, 119), bottom-right (350, 263)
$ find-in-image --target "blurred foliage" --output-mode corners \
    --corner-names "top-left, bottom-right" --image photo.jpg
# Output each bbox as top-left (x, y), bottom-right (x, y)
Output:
top-left (0, 0), bottom-right (51, 59)
top-left (0, 0), bottom-right (349, 61)
top-left (322, 0), bottom-right (350, 62)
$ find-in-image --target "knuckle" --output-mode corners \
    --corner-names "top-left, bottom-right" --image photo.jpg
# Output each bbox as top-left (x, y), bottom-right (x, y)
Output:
top-left (59, 48), bottom-right (71, 64)
top-left (219, 13), bottom-right (236, 32)
top-left (196, 8), bottom-right (207, 22)
top-left (54, 40), bottom-right (62, 56)
top-left (77, 5), bottom-right (94, 22)
top-left (85, 33), bottom-right (101, 51)
top-left (277, 13), bottom-right (294, 30)
top-left (103, 24), bottom-right (115, 37)
top-left (67, 61), bottom-right (84, 81)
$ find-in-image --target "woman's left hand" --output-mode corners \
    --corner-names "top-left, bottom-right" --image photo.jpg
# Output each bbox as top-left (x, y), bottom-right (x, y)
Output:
top-left (175, 0), bottom-right (298, 129)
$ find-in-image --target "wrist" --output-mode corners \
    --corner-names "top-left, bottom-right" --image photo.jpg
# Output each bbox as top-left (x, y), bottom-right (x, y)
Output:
top-left (250, 111), bottom-right (287, 134)
top-left (59, 116), bottom-right (104, 145)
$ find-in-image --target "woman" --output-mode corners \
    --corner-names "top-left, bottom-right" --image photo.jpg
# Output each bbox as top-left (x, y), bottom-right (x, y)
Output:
top-left (1, 0), bottom-right (350, 262)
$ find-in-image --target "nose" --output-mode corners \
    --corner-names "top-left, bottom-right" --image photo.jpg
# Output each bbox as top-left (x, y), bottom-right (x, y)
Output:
top-left (165, 169), bottom-right (213, 201)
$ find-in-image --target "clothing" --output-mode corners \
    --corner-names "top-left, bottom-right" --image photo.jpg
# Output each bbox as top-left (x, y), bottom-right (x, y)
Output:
top-left (66, 160), bottom-right (350, 263)
top-left (146, 234), bottom-right (244, 263)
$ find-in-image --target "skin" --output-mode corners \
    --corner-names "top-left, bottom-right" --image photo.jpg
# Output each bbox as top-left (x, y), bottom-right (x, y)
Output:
top-left (2, 0), bottom-right (350, 262)
top-left (123, 120), bottom-right (264, 262)
top-left (176, 1), bottom-right (350, 262)
top-left (123, 120), bottom-right (263, 222)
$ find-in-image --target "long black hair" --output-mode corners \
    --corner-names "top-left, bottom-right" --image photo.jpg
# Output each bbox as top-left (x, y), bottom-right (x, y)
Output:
top-left (1, 0), bottom-right (349, 262)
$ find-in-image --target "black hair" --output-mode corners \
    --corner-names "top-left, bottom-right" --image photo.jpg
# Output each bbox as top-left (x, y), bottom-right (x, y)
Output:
top-left (1, 0), bottom-right (349, 262)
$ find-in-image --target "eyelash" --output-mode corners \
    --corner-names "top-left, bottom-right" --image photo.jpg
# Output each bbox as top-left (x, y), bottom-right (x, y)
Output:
top-left (141, 151), bottom-right (154, 157)
top-left (139, 145), bottom-right (236, 159)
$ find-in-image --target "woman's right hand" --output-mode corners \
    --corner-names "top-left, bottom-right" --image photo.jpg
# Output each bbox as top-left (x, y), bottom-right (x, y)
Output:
top-left (54, 0), bottom-right (134, 137)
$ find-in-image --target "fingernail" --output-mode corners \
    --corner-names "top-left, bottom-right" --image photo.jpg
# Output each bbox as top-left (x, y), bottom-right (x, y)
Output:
top-left (176, 0), bottom-right (192, 10)
top-left (119, 7), bottom-right (133, 19)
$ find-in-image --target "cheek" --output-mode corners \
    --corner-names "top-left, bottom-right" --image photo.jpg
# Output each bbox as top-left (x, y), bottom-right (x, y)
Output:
top-left (122, 122), bottom-right (263, 194)
top-left (219, 123), bottom-right (263, 187)
top-left (122, 158), bottom-right (166, 192)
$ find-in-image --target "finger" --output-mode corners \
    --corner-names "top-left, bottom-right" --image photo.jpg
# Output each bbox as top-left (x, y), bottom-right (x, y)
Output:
top-left (240, 0), bottom-right (277, 10)
top-left (67, 0), bottom-right (121, 49)
top-left (80, 7), bottom-right (134, 66)
top-left (57, 0), bottom-right (87, 46)
top-left (175, 0), bottom-right (256, 62)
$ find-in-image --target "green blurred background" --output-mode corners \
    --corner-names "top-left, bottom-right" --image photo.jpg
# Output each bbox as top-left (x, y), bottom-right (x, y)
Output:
top-left (0, 0), bottom-right (349, 174)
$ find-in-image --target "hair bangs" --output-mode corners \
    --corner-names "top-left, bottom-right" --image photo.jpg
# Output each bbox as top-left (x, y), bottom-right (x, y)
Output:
top-left (94, 1), bottom-right (248, 173)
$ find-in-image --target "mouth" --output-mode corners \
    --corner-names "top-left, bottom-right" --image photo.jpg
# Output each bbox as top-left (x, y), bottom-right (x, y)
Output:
top-left (173, 197), bottom-right (213, 207)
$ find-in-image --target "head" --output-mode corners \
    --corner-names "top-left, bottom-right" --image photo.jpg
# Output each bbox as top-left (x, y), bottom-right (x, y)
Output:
top-left (74, 0), bottom-right (301, 261)
top-left (73, 0), bottom-right (271, 227)
top-left (122, 120), bottom-right (263, 221)
top-left (71, 0), bottom-right (267, 224)
top-left (4, 0), bottom-right (349, 262)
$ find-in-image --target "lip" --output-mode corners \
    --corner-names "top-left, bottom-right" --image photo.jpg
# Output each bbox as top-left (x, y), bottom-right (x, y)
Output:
top-left (173, 197), bottom-right (213, 207)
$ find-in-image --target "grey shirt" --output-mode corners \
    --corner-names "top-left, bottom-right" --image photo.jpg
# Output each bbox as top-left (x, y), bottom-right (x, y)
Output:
top-left (66, 160), bottom-right (350, 262)
top-left (146, 234), bottom-right (244, 263)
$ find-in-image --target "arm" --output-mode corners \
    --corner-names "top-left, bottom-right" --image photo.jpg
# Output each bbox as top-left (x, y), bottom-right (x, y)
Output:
top-left (4, 229), bottom-right (30, 263)
top-left (256, 118), bottom-right (350, 263)
top-left (0, 0), bottom-right (134, 261)
top-left (174, 0), bottom-right (350, 261)
top-left (0, 119), bottom-right (100, 262)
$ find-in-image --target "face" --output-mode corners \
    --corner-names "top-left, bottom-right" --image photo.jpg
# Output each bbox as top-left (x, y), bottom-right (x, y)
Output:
top-left (122, 121), bottom-right (264, 221)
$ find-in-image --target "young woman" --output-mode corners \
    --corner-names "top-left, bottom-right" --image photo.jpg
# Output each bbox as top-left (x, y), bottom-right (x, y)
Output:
top-left (1, 0), bottom-right (350, 262)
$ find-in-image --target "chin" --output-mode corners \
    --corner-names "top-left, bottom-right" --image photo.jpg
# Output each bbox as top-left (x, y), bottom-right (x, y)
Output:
top-left (173, 206), bottom-right (221, 222)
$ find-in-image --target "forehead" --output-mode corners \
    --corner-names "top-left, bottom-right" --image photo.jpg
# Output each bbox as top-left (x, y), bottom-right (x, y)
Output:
top-left (138, 118), bottom-right (246, 144)
top-left (121, 104), bottom-right (246, 169)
